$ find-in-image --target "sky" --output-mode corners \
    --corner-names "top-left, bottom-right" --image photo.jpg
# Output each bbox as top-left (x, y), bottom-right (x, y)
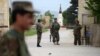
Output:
top-left (31, 0), bottom-right (71, 13)
top-left (10, 0), bottom-right (71, 16)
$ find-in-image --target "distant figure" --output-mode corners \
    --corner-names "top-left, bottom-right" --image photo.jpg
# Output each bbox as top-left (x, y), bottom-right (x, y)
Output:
top-left (0, 2), bottom-right (34, 56)
top-left (36, 19), bottom-right (42, 47)
top-left (50, 28), bottom-right (52, 42)
top-left (85, 27), bottom-right (91, 45)
top-left (50, 23), bottom-right (53, 42)
top-left (74, 20), bottom-right (82, 45)
top-left (51, 18), bottom-right (60, 45)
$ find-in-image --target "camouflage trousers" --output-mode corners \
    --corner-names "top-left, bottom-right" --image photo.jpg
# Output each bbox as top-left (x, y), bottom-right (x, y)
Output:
top-left (37, 32), bottom-right (42, 45)
top-left (52, 32), bottom-right (60, 43)
top-left (74, 34), bottom-right (81, 45)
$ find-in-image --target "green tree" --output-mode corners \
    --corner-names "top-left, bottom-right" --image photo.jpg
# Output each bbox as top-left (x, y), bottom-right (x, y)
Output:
top-left (45, 11), bottom-right (52, 17)
top-left (85, 0), bottom-right (100, 24)
top-left (62, 0), bottom-right (78, 25)
top-left (44, 11), bottom-right (54, 23)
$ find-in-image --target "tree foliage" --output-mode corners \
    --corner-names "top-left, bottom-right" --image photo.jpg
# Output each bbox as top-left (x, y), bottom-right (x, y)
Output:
top-left (45, 11), bottom-right (52, 18)
top-left (62, 0), bottom-right (78, 25)
top-left (44, 11), bottom-right (54, 23)
top-left (85, 0), bottom-right (100, 23)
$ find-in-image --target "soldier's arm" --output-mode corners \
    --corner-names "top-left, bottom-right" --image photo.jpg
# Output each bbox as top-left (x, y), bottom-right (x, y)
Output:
top-left (51, 23), bottom-right (54, 31)
top-left (2, 34), bottom-right (18, 56)
top-left (58, 23), bottom-right (60, 30)
top-left (79, 25), bottom-right (82, 29)
top-left (36, 24), bottom-right (38, 30)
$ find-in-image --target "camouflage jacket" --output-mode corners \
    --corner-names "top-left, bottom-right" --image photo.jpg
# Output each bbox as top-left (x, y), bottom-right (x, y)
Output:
top-left (0, 29), bottom-right (30, 56)
top-left (36, 23), bottom-right (42, 33)
top-left (74, 24), bottom-right (82, 35)
top-left (51, 22), bottom-right (60, 32)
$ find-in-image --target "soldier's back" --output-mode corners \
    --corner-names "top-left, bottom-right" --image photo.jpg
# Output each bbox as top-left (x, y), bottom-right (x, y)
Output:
top-left (36, 23), bottom-right (42, 33)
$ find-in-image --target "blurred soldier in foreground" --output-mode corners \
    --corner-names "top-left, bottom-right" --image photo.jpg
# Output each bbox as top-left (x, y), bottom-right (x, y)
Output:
top-left (36, 19), bottom-right (43, 47)
top-left (73, 20), bottom-right (82, 45)
top-left (51, 18), bottom-right (60, 45)
top-left (0, 1), bottom-right (34, 56)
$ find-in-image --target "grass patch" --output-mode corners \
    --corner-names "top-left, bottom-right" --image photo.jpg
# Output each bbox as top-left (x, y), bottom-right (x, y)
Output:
top-left (25, 28), bottom-right (48, 36)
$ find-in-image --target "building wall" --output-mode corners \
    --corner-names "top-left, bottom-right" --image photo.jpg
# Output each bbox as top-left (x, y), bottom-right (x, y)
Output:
top-left (0, 0), bottom-right (9, 35)
top-left (78, 0), bottom-right (94, 25)
top-left (78, 0), bottom-right (94, 37)
top-left (78, 0), bottom-right (100, 47)
top-left (42, 16), bottom-right (51, 28)
top-left (89, 24), bottom-right (100, 47)
top-left (57, 13), bottom-right (63, 26)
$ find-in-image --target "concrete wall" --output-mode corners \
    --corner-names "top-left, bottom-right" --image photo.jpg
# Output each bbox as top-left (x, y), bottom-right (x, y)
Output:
top-left (0, 0), bottom-right (9, 35)
top-left (78, 0), bottom-right (94, 38)
top-left (89, 24), bottom-right (100, 47)
top-left (78, 0), bottom-right (94, 25)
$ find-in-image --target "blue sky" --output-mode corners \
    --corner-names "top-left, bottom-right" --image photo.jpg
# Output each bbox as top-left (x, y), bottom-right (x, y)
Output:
top-left (10, 0), bottom-right (71, 16)
top-left (31, 0), bottom-right (71, 13)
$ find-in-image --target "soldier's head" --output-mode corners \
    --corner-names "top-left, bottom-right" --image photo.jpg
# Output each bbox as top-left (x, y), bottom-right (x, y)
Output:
top-left (11, 1), bottom-right (35, 30)
top-left (75, 19), bottom-right (79, 25)
top-left (54, 18), bottom-right (57, 22)
top-left (38, 19), bottom-right (42, 23)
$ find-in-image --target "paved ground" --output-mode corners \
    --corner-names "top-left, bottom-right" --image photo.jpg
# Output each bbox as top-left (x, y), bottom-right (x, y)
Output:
top-left (25, 28), bottom-right (100, 56)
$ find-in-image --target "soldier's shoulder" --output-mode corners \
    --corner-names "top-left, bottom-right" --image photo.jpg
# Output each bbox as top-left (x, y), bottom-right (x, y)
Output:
top-left (0, 30), bottom-right (16, 46)
top-left (52, 22), bottom-right (55, 25)
top-left (36, 23), bottom-right (40, 25)
top-left (78, 24), bottom-right (81, 26)
top-left (2, 30), bottom-right (16, 39)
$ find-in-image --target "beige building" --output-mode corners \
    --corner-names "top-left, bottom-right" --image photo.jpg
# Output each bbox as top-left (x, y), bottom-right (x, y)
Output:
top-left (0, 0), bottom-right (9, 35)
top-left (78, 0), bottom-right (94, 25)
top-left (78, 0), bottom-right (100, 47)
top-left (42, 16), bottom-right (51, 28)
top-left (78, 0), bottom-right (94, 37)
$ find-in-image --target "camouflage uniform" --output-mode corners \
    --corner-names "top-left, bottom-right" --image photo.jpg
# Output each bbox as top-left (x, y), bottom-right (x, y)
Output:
top-left (51, 22), bottom-right (60, 44)
top-left (36, 22), bottom-right (42, 46)
top-left (74, 24), bottom-right (82, 45)
top-left (0, 29), bottom-right (30, 56)
top-left (50, 25), bottom-right (54, 42)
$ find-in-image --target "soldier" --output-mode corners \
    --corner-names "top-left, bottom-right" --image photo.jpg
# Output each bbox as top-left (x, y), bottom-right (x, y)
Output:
top-left (0, 2), bottom-right (34, 56)
top-left (73, 20), bottom-right (82, 45)
top-left (85, 26), bottom-right (91, 45)
top-left (36, 19), bottom-right (42, 47)
top-left (51, 18), bottom-right (60, 45)
top-left (50, 23), bottom-right (53, 42)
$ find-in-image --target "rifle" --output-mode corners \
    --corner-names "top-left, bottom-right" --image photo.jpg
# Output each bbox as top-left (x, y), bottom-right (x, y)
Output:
top-left (50, 34), bottom-right (52, 42)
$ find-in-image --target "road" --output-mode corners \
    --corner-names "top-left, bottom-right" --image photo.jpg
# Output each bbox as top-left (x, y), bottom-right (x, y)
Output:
top-left (25, 28), bottom-right (100, 56)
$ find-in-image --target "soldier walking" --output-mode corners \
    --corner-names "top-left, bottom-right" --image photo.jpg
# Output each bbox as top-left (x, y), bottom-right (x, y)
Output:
top-left (36, 19), bottom-right (42, 47)
top-left (51, 18), bottom-right (60, 45)
top-left (73, 20), bottom-right (82, 45)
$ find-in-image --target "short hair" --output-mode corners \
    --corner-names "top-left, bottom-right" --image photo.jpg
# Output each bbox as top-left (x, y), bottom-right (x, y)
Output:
top-left (38, 19), bottom-right (41, 22)
top-left (11, 8), bottom-right (33, 24)
top-left (54, 18), bottom-right (57, 20)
